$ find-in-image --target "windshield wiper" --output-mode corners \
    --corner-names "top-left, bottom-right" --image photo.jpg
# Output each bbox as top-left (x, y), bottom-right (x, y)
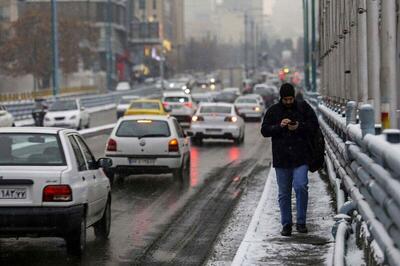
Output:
top-left (138, 134), bottom-right (168, 139)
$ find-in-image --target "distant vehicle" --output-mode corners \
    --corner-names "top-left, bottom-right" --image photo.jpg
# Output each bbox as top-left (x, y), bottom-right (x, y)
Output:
top-left (242, 79), bottom-right (254, 94)
top-left (167, 81), bottom-right (190, 94)
top-left (116, 95), bottom-right (140, 119)
top-left (162, 91), bottom-right (196, 127)
top-left (0, 127), bottom-right (113, 255)
top-left (191, 93), bottom-right (214, 104)
top-left (234, 96), bottom-right (265, 121)
top-left (188, 102), bottom-right (245, 145)
top-left (44, 99), bottom-right (90, 130)
top-left (222, 87), bottom-right (241, 97)
top-left (214, 91), bottom-right (239, 103)
top-left (0, 105), bottom-right (15, 127)
top-left (115, 81), bottom-right (131, 91)
top-left (124, 99), bottom-right (168, 116)
top-left (105, 115), bottom-right (190, 182)
top-left (253, 84), bottom-right (279, 107)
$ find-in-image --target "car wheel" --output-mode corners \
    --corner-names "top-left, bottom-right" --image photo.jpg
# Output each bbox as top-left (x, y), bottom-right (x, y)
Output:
top-left (191, 137), bottom-right (203, 146)
top-left (240, 131), bottom-right (245, 143)
top-left (173, 165), bottom-right (184, 183)
top-left (77, 120), bottom-right (82, 131)
top-left (104, 168), bottom-right (115, 185)
top-left (66, 215), bottom-right (86, 256)
top-left (85, 119), bottom-right (90, 129)
top-left (12, 123), bottom-right (15, 127)
top-left (94, 198), bottom-right (111, 240)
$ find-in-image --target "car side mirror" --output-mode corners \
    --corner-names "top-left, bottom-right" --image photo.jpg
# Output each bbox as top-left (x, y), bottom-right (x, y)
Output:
top-left (98, 158), bottom-right (112, 169)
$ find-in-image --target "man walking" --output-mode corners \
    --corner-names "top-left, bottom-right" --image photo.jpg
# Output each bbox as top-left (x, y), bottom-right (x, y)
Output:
top-left (260, 83), bottom-right (319, 236)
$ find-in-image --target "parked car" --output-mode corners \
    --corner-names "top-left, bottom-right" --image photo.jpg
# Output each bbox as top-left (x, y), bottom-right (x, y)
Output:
top-left (115, 81), bottom-right (131, 91)
top-left (116, 95), bottom-right (140, 119)
top-left (105, 115), bottom-right (190, 182)
top-left (188, 103), bottom-right (245, 145)
top-left (44, 99), bottom-right (90, 130)
top-left (234, 96), bottom-right (265, 121)
top-left (162, 91), bottom-right (196, 127)
top-left (124, 99), bottom-right (168, 116)
top-left (0, 105), bottom-right (15, 127)
top-left (0, 127), bottom-right (113, 255)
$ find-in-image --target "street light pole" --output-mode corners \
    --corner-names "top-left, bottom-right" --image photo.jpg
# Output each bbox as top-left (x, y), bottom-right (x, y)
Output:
top-left (106, 0), bottom-right (113, 91)
top-left (51, 0), bottom-right (60, 97)
top-left (303, 0), bottom-right (310, 91)
top-left (311, 0), bottom-right (317, 92)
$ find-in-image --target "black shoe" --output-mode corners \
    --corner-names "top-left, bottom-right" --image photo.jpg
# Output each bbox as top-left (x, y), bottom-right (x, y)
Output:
top-left (296, 224), bottom-right (308, 233)
top-left (280, 224), bottom-right (292, 236)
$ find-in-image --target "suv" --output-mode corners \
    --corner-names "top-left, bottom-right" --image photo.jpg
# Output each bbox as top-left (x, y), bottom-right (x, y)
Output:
top-left (0, 127), bottom-right (112, 255)
top-left (105, 115), bottom-right (190, 182)
top-left (162, 91), bottom-right (196, 127)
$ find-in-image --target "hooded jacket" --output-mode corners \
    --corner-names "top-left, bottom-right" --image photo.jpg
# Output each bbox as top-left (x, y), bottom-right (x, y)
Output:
top-left (261, 100), bottom-right (319, 168)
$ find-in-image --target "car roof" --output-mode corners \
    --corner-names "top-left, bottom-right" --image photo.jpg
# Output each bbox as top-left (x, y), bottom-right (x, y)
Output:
top-left (0, 127), bottom-right (76, 135)
top-left (118, 115), bottom-right (172, 122)
top-left (163, 91), bottom-right (188, 97)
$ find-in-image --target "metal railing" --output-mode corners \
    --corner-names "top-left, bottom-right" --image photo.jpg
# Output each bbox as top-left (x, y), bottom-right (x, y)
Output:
top-left (306, 92), bottom-right (400, 265)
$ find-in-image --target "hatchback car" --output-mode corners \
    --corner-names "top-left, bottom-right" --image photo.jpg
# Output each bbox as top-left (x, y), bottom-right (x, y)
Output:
top-left (116, 95), bottom-right (140, 119)
top-left (0, 127), bottom-right (112, 255)
top-left (234, 96), bottom-right (265, 120)
top-left (188, 103), bottom-right (245, 145)
top-left (162, 92), bottom-right (196, 127)
top-left (124, 99), bottom-right (168, 116)
top-left (105, 115), bottom-right (190, 182)
top-left (0, 105), bottom-right (15, 127)
top-left (44, 99), bottom-right (90, 130)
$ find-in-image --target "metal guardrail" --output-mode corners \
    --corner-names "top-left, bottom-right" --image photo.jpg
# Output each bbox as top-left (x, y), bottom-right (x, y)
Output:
top-left (305, 92), bottom-right (400, 266)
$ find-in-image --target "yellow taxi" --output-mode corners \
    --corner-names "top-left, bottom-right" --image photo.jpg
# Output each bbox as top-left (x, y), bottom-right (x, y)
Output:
top-left (124, 99), bottom-right (168, 116)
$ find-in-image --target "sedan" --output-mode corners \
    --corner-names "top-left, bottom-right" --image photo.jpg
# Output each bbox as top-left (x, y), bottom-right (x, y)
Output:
top-left (0, 127), bottom-right (113, 255)
top-left (188, 103), bottom-right (245, 145)
top-left (0, 105), bottom-right (15, 127)
top-left (124, 99), bottom-right (168, 116)
top-left (44, 99), bottom-right (90, 130)
top-left (234, 96), bottom-right (265, 121)
top-left (105, 115), bottom-right (190, 182)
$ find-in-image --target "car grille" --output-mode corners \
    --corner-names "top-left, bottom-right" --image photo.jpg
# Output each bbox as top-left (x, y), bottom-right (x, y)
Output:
top-left (54, 117), bottom-right (65, 121)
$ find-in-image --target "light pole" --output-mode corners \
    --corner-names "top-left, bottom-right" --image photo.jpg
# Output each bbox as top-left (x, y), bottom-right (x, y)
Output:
top-left (51, 0), bottom-right (60, 96)
top-left (303, 0), bottom-right (310, 91)
top-left (311, 0), bottom-right (317, 92)
top-left (106, 0), bottom-right (113, 91)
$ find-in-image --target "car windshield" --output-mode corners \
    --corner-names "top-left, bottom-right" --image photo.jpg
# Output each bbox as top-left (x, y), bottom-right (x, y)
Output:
top-left (0, 133), bottom-right (66, 166)
top-left (236, 98), bottom-right (257, 104)
top-left (164, 96), bottom-right (189, 103)
top-left (193, 97), bottom-right (211, 103)
top-left (116, 120), bottom-right (171, 138)
top-left (49, 101), bottom-right (78, 111)
top-left (129, 102), bottom-right (160, 110)
top-left (200, 106), bottom-right (232, 114)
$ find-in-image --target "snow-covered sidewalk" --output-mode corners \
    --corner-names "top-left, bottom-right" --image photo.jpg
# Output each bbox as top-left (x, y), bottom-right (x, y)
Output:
top-left (232, 168), bottom-right (335, 265)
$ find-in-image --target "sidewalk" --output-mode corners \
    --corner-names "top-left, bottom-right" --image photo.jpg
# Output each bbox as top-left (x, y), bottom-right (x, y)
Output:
top-left (232, 168), bottom-right (335, 265)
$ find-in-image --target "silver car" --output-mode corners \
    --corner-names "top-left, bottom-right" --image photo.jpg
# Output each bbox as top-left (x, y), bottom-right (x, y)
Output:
top-left (188, 103), bottom-right (245, 145)
top-left (234, 95), bottom-right (265, 120)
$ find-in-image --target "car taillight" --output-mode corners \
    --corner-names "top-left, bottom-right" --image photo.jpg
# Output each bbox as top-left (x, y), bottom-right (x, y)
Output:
top-left (168, 138), bottom-right (179, 152)
top-left (107, 138), bottom-right (117, 152)
top-left (43, 185), bottom-right (72, 202)
top-left (163, 102), bottom-right (169, 108)
top-left (184, 102), bottom-right (193, 108)
top-left (225, 116), bottom-right (238, 123)
top-left (192, 115), bottom-right (204, 122)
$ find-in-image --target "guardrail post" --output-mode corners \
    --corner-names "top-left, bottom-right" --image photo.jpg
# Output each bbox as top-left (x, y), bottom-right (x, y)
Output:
top-left (359, 104), bottom-right (375, 137)
top-left (346, 101), bottom-right (357, 125)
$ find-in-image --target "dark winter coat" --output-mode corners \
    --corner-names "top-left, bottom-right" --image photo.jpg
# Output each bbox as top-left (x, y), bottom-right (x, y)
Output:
top-left (261, 100), bottom-right (319, 169)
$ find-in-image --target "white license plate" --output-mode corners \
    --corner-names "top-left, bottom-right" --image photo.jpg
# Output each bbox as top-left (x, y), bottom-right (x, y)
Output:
top-left (0, 188), bottom-right (27, 199)
top-left (128, 158), bottom-right (155, 165)
top-left (206, 128), bottom-right (222, 132)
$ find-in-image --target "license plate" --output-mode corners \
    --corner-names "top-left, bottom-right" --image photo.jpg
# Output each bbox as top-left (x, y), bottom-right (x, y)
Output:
top-left (206, 128), bottom-right (222, 132)
top-left (128, 158), bottom-right (155, 165)
top-left (0, 188), bottom-right (27, 199)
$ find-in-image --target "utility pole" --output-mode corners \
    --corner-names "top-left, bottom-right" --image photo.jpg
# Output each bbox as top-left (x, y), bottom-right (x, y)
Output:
top-left (311, 0), bottom-right (317, 92)
top-left (244, 12), bottom-right (248, 79)
top-left (303, 0), bottom-right (310, 91)
top-left (106, 0), bottom-right (113, 91)
top-left (51, 0), bottom-right (60, 96)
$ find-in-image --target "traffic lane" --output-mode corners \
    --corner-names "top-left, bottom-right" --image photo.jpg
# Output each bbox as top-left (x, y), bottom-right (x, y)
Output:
top-left (0, 122), bottom-right (270, 265)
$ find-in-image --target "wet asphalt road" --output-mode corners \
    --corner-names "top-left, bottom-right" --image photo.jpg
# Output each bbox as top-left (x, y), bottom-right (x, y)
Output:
top-left (0, 105), bottom-right (271, 265)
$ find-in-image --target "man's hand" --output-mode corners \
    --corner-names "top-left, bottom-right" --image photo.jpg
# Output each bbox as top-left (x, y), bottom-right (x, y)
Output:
top-left (280, 118), bottom-right (291, 128)
top-left (288, 121), bottom-right (299, 131)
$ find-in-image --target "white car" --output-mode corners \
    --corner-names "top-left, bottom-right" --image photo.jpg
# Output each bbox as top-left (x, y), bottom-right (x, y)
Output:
top-left (115, 81), bottom-right (131, 91)
top-left (191, 93), bottom-right (214, 104)
top-left (0, 127), bottom-right (112, 255)
top-left (44, 99), bottom-right (90, 130)
top-left (105, 115), bottom-right (190, 182)
top-left (162, 91), bottom-right (196, 127)
top-left (188, 103), bottom-right (245, 145)
top-left (223, 87), bottom-right (241, 97)
top-left (116, 95), bottom-right (140, 119)
top-left (0, 105), bottom-right (15, 127)
top-left (234, 95), bottom-right (265, 120)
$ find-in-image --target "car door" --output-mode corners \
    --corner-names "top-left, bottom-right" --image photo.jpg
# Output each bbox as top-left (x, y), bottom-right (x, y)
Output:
top-left (74, 135), bottom-right (108, 222)
top-left (68, 134), bottom-right (97, 225)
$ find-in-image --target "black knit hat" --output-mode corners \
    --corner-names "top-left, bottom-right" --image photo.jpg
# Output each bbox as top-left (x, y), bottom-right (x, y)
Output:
top-left (280, 83), bottom-right (295, 98)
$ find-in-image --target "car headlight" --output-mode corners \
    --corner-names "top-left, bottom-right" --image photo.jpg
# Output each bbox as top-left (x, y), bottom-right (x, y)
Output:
top-left (70, 115), bottom-right (77, 120)
top-left (254, 107), bottom-right (261, 112)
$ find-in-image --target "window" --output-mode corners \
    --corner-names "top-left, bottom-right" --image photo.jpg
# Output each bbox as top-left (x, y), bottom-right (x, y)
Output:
top-left (173, 120), bottom-right (185, 138)
top-left (236, 98), bottom-right (257, 104)
top-left (69, 136), bottom-right (87, 172)
top-left (200, 106), bottom-right (232, 114)
top-left (116, 120), bottom-right (171, 138)
top-left (139, 0), bottom-right (145, 9)
top-left (164, 97), bottom-right (189, 103)
top-left (75, 136), bottom-right (97, 170)
top-left (153, 0), bottom-right (157, 10)
top-left (0, 133), bottom-right (66, 166)
top-left (49, 100), bottom-right (78, 111)
top-left (129, 102), bottom-right (160, 110)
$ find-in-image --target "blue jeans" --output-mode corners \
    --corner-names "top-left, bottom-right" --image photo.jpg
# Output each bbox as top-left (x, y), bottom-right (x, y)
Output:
top-left (275, 165), bottom-right (309, 226)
